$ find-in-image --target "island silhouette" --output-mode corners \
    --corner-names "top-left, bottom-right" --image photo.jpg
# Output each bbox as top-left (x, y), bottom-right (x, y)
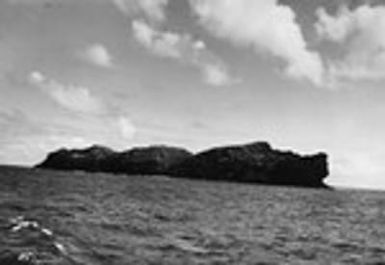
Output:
top-left (36, 141), bottom-right (329, 188)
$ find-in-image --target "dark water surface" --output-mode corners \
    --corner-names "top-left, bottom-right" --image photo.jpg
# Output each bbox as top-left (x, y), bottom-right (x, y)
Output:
top-left (0, 166), bottom-right (384, 264)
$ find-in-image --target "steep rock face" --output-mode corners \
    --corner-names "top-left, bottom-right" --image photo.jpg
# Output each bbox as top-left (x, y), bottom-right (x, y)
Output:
top-left (36, 141), bottom-right (329, 188)
top-left (37, 145), bottom-right (193, 175)
top-left (169, 142), bottom-right (329, 187)
top-left (104, 146), bottom-right (193, 174)
top-left (36, 145), bottom-right (115, 172)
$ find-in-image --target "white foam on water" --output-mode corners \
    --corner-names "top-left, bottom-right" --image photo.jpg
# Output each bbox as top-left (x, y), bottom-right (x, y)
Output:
top-left (171, 238), bottom-right (209, 254)
top-left (9, 216), bottom-right (53, 237)
top-left (53, 242), bottom-right (67, 254)
top-left (9, 215), bottom-right (24, 224)
top-left (17, 251), bottom-right (35, 262)
top-left (11, 221), bottom-right (39, 232)
top-left (7, 215), bottom-right (67, 257)
top-left (41, 228), bottom-right (54, 237)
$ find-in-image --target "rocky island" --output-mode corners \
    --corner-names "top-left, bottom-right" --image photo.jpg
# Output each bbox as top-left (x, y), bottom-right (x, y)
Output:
top-left (36, 142), bottom-right (329, 188)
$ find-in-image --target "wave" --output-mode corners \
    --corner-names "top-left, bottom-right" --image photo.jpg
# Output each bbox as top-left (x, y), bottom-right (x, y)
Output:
top-left (0, 216), bottom-right (70, 265)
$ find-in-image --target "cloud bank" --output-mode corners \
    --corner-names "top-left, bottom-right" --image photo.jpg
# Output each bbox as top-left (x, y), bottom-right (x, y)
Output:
top-left (117, 0), bottom-right (385, 88)
top-left (29, 71), bottom-right (104, 114)
top-left (188, 0), bottom-right (324, 86)
top-left (316, 4), bottom-right (385, 83)
top-left (112, 0), bottom-right (236, 86)
top-left (28, 71), bottom-right (136, 140)
top-left (132, 20), bottom-right (235, 86)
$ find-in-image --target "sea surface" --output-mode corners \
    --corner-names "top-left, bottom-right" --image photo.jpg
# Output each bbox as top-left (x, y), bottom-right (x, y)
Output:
top-left (0, 165), bottom-right (384, 265)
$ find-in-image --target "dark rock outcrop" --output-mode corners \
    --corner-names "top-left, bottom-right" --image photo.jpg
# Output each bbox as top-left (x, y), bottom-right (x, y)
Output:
top-left (36, 142), bottom-right (329, 188)
top-left (103, 146), bottom-right (193, 175)
top-left (169, 142), bottom-right (329, 188)
top-left (36, 145), bottom-right (193, 175)
top-left (36, 145), bottom-right (115, 172)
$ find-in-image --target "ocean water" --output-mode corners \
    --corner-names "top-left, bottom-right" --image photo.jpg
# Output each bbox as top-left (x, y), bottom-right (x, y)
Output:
top-left (0, 166), bottom-right (384, 265)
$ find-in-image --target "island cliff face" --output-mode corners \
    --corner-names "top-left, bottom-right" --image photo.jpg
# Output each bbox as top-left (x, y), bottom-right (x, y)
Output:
top-left (36, 145), bottom-right (193, 175)
top-left (35, 145), bottom-right (115, 172)
top-left (102, 146), bottom-right (193, 175)
top-left (36, 142), bottom-right (329, 188)
top-left (168, 142), bottom-right (328, 188)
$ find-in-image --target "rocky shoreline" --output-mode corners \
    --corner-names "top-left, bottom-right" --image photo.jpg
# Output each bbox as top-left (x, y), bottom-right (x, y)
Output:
top-left (36, 142), bottom-right (329, 188)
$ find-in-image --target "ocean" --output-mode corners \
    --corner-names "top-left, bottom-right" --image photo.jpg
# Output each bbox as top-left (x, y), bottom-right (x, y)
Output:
top-left (0, 165), bottom-right (384, 264)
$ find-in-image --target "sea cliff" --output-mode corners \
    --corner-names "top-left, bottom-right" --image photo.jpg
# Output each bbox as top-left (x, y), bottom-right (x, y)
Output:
top-left (36, 142), bottom-right (329, 188)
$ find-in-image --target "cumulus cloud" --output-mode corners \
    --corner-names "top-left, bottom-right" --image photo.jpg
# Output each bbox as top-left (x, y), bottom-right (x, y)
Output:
top-left (0, 73), bottom-right (139, 164)
top-left (28, 72), bottom-right (137, 139)
top-left (29, 71), bottom-right (104, 114)
top-left (188, 0), bottom-right (324, 86)
top-left (132, 20), bottom-right (235, 86)
top-left (117, 116), bottom-right (136, 139)
top-left (29, 71), bottom-right (45, 83)
top-left (113, 0), bottom-right (168, 22)
top-left (132, 20), bottom-right (182, 58)
top-left (83, 44), bottom-right (113, 68)
top-left (316, 5), bottom-right (385, 83)
top-left (201, 64), bottom-right (234, 87)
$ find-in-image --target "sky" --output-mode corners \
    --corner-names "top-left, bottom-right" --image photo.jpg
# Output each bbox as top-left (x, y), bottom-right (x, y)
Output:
top-left (1, 0), bottom-right (385, 189)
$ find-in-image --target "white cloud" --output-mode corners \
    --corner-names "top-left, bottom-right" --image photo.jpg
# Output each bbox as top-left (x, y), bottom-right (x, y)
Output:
top-left (29, 71), bottom-right (104, 114)
top-left (83, 44), bottom-right (113, 68)
top-left (132, 20), bottom-right (235, 86)
top-left (29, 71), bottom-right (46, 83)
top-left (132, 20), bottom-right (182, 58)
top-left (202, 64), bottom-right (234, 87)
top-left (316, 7), bottom-right (355, 43)
top-left (0, 74), bottom-right (138, 165)
top-left (113, 0), bottom-right (168, 22)
top-left (28, 71), bottom-right (137, 139)
top-left (193, 40), bottom-right (206, 50)
top-left (188, 0), bottom-right (324, 86)
top-left (331, 150), bottom-right (385, 189)
top-left (316, 5), bottom-right (385, 83)
top-left (117, 116), bottom-right (136, 139)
